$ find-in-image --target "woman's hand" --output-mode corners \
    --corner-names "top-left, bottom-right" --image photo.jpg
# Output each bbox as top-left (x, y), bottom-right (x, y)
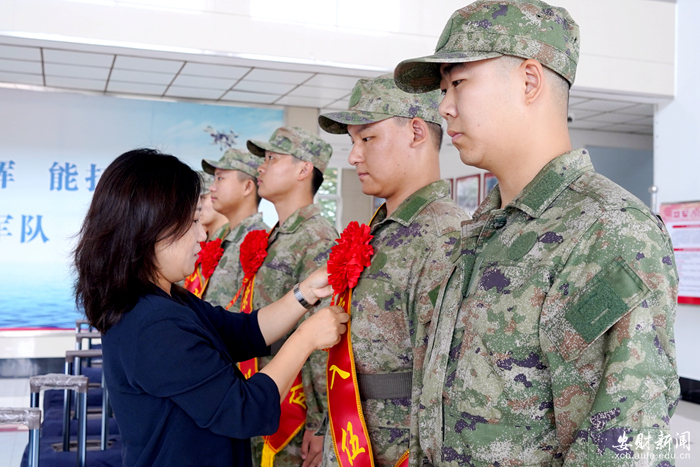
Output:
top-left (299, 265), bottom-right (333, 305)
top-left (295, 306), bottom-right (349, 350)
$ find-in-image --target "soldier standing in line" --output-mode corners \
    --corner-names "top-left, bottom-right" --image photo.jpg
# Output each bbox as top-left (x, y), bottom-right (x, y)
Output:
top-left (200, 149), bottom-right (268, 307)
top-left (246, 127), bottom-right (339, 467)
top-left (317, 74), bottom-right (469, 467)
top-left (198, 172), bottom-right (229, 242)
top-left (393, 1), bottom-right (680, 466)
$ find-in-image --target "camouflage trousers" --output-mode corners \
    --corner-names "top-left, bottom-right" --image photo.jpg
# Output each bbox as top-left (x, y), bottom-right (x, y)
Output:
top-left (252, 430), bottom-right (305, 467)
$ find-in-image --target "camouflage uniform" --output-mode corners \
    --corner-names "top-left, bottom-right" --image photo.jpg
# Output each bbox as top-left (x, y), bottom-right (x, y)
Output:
top-left (393, 2), bottom-right (680, 466)
top-left (419, 150), bottom-right (679, 466)
top-left (203, 212), bottom-right (269, 307)
top-left (318, 76), bottom-right (469, 467)
top-left (201, 149), bottom-right (268, 307)
top-left (248, 128), bottom-right (339, 467)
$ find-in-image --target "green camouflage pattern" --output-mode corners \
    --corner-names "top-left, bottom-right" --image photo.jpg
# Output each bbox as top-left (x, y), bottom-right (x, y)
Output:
top-left (321, 181), bottom-right (470, 467)
top-left (318, 74), bottom-right (443, 135)
top-left (202, 212), bottom-right (269, 308)
top-left (421, 149), bottom-right (680, 466)
top-left (252, 203), bottom-right (339, 467)
top-left (247, 126), bottom-right (333, 173)
top-left (198, 171), bottom-right (215, 195)
top-left (394, 0), bottom-right (580, 93)
top-left (202, 148), bottom-right (261, 179)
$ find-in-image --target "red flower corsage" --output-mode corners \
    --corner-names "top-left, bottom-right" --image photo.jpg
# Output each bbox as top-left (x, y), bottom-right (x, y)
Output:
top-left (327, 221), bottom-right (374, 297)
top-left (198, 238), bottom-right (224, 279)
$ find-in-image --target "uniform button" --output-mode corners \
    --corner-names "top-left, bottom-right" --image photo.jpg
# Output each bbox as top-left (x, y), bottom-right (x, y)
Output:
top-left (493, 217), bottom-right (507, 229)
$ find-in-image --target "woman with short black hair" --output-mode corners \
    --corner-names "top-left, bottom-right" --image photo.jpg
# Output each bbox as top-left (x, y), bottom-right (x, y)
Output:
top-left (74, 148), bottom-right (347, 467)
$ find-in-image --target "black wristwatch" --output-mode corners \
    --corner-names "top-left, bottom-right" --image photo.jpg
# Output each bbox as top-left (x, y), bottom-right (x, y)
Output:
top-left (293, 283), bottom-right (318, 309)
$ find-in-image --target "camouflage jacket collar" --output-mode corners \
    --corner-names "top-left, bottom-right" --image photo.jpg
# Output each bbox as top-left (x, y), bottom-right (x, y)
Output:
top-left (475, 148), bottom-right (593, 220)
top-left (371, 180), bottom-right (451, 230)
top-left (270, 203), bottom-right (322, 242)
top-left (225, 212), bottom-right (264, 244)
top-left (210, 223), bottom-right (230, 242)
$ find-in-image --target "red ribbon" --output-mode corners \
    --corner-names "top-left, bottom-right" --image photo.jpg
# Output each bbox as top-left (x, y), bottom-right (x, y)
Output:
top-left (184, 238), bottom-right (225, 298)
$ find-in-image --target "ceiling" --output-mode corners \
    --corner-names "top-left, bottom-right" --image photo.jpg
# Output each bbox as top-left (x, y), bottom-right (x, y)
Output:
top-left (0, 36), bottom-right (657, 135)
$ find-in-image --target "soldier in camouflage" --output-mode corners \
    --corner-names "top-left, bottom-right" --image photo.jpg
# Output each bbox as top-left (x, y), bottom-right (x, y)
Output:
top-left (201, 149), bottom-right (269, 307)
top-left (394, 1), bottom-right (680, 466)
top-left (318, 75), bottom-right (470, 467)
top-left (247, 126), bottom-right (339, 467)
top-left (197, 172), bottom-right (229, 242)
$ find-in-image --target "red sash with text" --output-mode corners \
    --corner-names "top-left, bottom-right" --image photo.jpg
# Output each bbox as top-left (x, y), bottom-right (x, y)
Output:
top-left (326, 221), bottom-right (408, 467)
top-left (184, 237), bottom-right (225, 298)
top-left (226, 229), bottom-right (308, 467)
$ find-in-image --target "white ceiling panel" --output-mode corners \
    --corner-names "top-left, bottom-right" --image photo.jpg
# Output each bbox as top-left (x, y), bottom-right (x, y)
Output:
top-left (45, 76), bottom-right (106, 91)
top-left (0, 71), bottom-right (44, 86)
top-left (617, 104), bottom-right (655, 116)
top-left (44, 63), bottom-right (111, 80)
top-left (605, 124), bottom-right (653, 134)
top-left (234, 80), bottom-right (295, 95)
top-left (584, 112), bottom-right (642, 124)
top-left (567, 109), bottom-right (603, 121)
top-left (43, 49), bottom-right (114, 67)
top-left (323, 99), bottom-right (351, 110)
top-left (0, 58), bottom-right (43, 74)
top-left (109, 69), bottom-right (174, 85)
top-left (171, 74), bottom-right (235, 90)
top-left (165, 86), bottom-right (225, 100)
top-left (568, 120), bottom-right (605, 131)
top-left (0, 44), bottom-right (41, 61)
top-left (220, 90), bottom-right (279, 104)
top-left (107, 81), bottom-right (168, 95)
top-left (569, 97), bottom-right (590, 107)
top-left (304, 74), bottom-right (363, 90)
top-left (631, 116), bottom-right (654, 126)
top-left (570, 100), bottom-right (637, 113)
top-left (180, 62), bottom-right (250, 80)
top-left (245, 69), bottom-right (313, 85)
top-left (288, 86), bottom-right (349, 100)
top-left (114, 56), bottom-right (183, 73)
top-left (276, 95), bottom-right (335, 108)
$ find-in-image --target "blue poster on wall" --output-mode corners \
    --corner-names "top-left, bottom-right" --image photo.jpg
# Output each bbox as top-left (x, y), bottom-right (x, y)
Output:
top-left (0, 88), bottom-right (283, 329)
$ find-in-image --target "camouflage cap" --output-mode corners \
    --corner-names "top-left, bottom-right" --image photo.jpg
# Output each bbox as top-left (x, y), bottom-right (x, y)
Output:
top-left (198, 171), bottom-right (215, 195)
top-left (201, 148), bottom-right (261, 179)
top-left (318, 73), bottom-right (443, 135)
top-left (394, 0), bottom-right (580, 93)
top-left (247, 126), bottom-right (332, 173)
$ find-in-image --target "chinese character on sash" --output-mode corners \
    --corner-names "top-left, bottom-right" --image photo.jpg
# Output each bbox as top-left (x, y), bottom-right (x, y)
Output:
top-left (329, 365), bottom-right (350, 390)
top-left (288, 383), bottom-right (307, 409)
top-left (85, 164), bottom-right (102, 192)
top-left (341, 422), bottom-right (366, 466)
top-left (0, 215), bottom-right (12, 240)
top-left (21, 215), bottom-right (49, 243)
top-left (0, 160), bottom-right (15, 189)
top-left (49, 162), bottom-right (79, 191)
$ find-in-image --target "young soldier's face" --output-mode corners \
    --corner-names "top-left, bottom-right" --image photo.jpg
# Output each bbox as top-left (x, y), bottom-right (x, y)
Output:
top-left (210, 168), bottom-right (248, 217)
top-left (257, 151), bottom-right (297, 202)
top-left (439, 58), bottom-right (517, 170)
top-left (198, 193), bottom-right (219, 228)
top-left (347, 118), bottom-right (414, 199)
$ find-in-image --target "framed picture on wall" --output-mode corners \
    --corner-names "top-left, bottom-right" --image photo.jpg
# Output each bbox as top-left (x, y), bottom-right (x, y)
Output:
top-left (455, 174), bottom-right (480, 215)
top-left (482, 172), bottom-right (498, 202)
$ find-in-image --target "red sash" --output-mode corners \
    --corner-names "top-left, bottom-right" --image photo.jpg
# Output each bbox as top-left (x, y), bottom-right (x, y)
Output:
top-left (227, 229), bottom-right (307, 467)
top-left (326, 222), bottom-right (409, 467)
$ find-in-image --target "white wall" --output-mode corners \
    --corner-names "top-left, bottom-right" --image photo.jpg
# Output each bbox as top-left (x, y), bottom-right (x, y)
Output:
top-left (655, 0), bottom-right (700, 381)
top-left (0, 0), bottom-right (676, 98)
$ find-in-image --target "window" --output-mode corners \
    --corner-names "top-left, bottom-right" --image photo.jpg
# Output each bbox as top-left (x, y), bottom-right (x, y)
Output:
top-left (315, 167), bottom-right (341, 231)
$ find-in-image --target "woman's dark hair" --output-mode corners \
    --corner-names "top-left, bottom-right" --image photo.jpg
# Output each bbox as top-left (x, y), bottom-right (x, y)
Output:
top-left (74, 148), bottom-right (201, 333)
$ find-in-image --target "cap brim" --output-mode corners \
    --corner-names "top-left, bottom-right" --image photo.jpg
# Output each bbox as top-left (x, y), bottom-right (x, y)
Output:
top-left (246, 139), bottom-right (295, 158)
top-left (318, 111), bottom-right (393, 135)
top-left (394, 51), bottom-right (502, 93)
top-left (201, 159), bottom-right (219, 174)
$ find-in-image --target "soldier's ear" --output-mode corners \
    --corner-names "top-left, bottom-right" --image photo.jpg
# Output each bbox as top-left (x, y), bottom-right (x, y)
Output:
top-left (295, 161), bottom-right (313, 182)
top-left (409, 118), bottom-right (429, 149)
top-left (243, 178), bottom-right (255, 197)
top-left (522, 59), bottom-right (544, 106)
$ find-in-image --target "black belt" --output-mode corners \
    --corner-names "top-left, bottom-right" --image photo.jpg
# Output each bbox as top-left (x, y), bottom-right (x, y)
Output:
top-left (357, 372), bottom-right (413, 400)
